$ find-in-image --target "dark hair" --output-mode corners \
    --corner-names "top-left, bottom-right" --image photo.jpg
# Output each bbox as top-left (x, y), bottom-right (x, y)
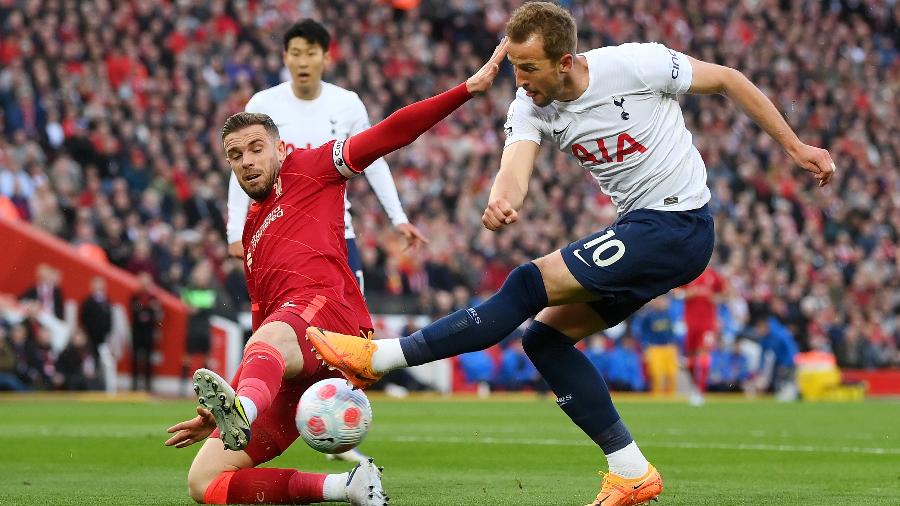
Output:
top-left (506, 2), bottom-right (577, 61)
top-left (282, 19), bottom-right (331, 52)
top-left (221, 112), bottom-right (279, 141)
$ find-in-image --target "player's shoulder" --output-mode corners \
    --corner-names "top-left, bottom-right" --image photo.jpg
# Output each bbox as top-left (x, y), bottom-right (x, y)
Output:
top-left (283, 138), bottom-right (337, 168)
top-left (510, 88), bottom-right (550, 118)
top-left (321, 81), bottom-right (361, 100)
top-left (588, 42), bottom-right (667, 61)
top-left (321, 82), bottom-right (365, 107)
top-left (246, 82), bottom-right (293, 112)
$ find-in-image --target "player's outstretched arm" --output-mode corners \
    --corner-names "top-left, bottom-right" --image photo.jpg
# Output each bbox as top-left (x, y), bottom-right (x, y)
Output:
top-left (342, 38), bottom-right (508, 172)
top-left (687, 56), bottom-right (836, 187)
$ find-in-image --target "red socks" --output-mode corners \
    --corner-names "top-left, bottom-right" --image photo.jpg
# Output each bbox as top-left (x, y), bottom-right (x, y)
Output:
top-left (203, 468), bottom-right (326, 504)
top-left (235, 341), bottom-right (286, 417)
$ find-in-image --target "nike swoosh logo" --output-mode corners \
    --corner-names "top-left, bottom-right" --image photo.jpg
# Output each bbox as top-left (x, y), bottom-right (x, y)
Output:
top-left (573, 249), bottom-right (591, 266)
top-left (314, 437), bottom-right (335, 443)
top-left (632, 480), bottom-right (646, 490)
top-left (552, 123), bottom-right (571, 136)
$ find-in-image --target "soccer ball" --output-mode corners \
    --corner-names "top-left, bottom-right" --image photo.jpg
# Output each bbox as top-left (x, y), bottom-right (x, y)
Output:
top-left (296, 378), bottom-right (373, 454)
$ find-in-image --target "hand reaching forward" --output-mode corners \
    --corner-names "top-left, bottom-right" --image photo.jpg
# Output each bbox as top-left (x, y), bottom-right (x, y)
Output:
top-left (165, 407), bottom-right (216, 448)
top-left (466, 37), bottom-right (509, 95)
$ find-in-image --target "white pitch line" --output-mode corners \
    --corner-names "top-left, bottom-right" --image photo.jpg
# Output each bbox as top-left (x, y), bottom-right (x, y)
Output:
top-left (377, 434), bottom-right (900, 456)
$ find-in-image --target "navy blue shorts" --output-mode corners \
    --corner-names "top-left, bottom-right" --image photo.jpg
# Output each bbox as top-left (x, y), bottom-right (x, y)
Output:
top-left (560, 205), bottom-right (714, 327)
top-left (345, 238), bottom-right (364, 294)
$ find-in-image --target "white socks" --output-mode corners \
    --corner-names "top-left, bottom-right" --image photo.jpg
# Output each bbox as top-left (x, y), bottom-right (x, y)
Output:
top-left (371, 338), bottom-right (408, 373)
top-left (323, 472), bottom-right (349, 501)
top-left (606, 441), bottom-right (650, 478)
top-left (237, 396), bottom-right (258, 425)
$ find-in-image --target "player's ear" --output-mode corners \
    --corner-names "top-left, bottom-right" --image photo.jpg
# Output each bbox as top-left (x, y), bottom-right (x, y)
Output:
top-left (559, 53), bottom-right (574, 73)
top-left (322, 46), bottom-right (331, 68)
top-left (276, 139), bottom-right (286, 161)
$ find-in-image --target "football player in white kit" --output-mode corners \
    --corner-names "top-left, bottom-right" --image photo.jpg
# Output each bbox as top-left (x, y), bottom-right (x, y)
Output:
top-left (226, 19), bottom-right (427, 288)
top-left (305, 3), bottom-right (836, 505)
top-left (225, 19), bottom-right (426, 464)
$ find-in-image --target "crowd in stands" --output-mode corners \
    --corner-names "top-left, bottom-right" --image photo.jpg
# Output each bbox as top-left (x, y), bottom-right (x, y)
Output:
top-left (0, 0), bottom-right (897, 391)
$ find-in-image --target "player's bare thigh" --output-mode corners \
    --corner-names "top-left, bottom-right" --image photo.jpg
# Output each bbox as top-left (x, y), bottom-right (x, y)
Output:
top-left (246, 320), bottom-right (304, 378)
top-left (533, 249), bottom-right (599, 306)
top-left (187, 438), bottom-right (254, 502)
top-left (535, 303), bottom-right (609, 342)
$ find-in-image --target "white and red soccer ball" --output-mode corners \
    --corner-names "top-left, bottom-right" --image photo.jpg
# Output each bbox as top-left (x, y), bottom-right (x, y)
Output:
top-left (296, 378), bottom-right (373, 454)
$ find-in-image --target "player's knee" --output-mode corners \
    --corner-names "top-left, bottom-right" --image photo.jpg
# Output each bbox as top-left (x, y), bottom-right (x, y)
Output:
top-left (521, 321), bottom-right (570, 359)
top-left (246, 321), bottom-right (302, 374)
top-left (186, 467), bottom-right (211, 503)
top-left (500, 262), bottom-right (548, 313)
top-left (187, 460), bottom-right (235, 503)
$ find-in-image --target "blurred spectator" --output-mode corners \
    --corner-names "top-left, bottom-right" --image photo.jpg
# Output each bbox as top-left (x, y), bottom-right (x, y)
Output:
top-left (0, 323), bottom-right (28, 391)
top-left (592, 335), bottom-right (646, 392)
top-left (494, 337), bottom-right (545, 392)
top-left (130, 271), bottom-right (162, 392)
top-left (55, 327), bottom-right (102, 391)
top-left (706, 339), bottom-right (750, 393)
top-left (20, 264), bottom-right (64, 320)
top-left (458, 350), bottom-right (495, 396)
top-left (746, 306), bottom-right (799, 397)
top-left (27, 325), bottom-right (57, 390)
top-left (636, 297), bottom-right (679, 395)
top-left (180, 260), bottom-right (219, 395)
top-left (80, 276), bottom-right (112, 359)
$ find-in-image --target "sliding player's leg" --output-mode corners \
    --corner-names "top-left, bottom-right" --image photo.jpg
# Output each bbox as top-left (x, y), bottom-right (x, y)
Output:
top-left (187, 433), bottom-right (386, 505)
top-left (190, 309), bottom-right (387, 505)
top-left (193, 319), bottom-right (301, 450)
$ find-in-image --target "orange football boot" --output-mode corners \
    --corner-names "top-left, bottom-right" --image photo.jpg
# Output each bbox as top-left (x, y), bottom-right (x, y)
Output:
top-left (587, 464), bottom-right (663, 506)
top-left (306, 327), bottom-right (382, 389)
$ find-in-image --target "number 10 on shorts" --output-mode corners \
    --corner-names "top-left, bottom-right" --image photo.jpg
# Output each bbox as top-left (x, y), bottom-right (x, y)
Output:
top-left (577, 229), bottom-right (626, 267)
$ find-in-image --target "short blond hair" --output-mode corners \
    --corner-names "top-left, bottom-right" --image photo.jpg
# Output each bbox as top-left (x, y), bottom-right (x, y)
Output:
top-left (506, 2), bottom-right (577, 61)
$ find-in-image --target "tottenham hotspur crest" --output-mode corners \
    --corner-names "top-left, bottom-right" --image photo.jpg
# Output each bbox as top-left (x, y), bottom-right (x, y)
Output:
top-left (613, 96), bottom-right (629, 120)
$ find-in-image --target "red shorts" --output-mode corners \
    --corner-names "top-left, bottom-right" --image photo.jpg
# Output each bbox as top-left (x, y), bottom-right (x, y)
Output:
top-left (212, 302), bottom-right (370, 464)
top-left (684, 322), bottom-right (716, 356)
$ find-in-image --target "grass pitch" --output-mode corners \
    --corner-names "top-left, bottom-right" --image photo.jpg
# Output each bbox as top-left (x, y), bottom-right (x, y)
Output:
top-left (2, 394), bottom-right (898, 505)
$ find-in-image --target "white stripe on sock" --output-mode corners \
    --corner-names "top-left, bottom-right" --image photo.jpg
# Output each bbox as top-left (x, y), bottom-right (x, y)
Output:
top-left (605, 441), bottom-right (650, 478)
top-left (371, 338), bottom-right (407, 373)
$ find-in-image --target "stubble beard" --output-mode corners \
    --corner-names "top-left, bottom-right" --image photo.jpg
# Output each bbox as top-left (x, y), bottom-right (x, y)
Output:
top-left (239, 154), bottom-right (281, 201)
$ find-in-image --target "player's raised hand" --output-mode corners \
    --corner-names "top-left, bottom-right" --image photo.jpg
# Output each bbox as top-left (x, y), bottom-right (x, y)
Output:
top-left (165, 407), bottom-right (216, 448)
top-left (466, 37), bottom-right (509, 95)
top-left (482, 197), bottom-right (519, 231)
top-left (790, 143), bottom-right (837, 187)
top-left (395, 222), bottom-right (429, 251)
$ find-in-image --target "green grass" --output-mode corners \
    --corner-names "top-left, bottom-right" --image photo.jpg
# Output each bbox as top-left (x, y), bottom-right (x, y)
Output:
top-left (2, 395), bottom-right (899, 505)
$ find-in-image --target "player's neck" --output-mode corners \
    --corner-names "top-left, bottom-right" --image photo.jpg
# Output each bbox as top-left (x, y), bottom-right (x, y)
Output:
top-left (291, 80), bottom-right (323, 101)
top-left (557, 54), bottom-right (590, 102)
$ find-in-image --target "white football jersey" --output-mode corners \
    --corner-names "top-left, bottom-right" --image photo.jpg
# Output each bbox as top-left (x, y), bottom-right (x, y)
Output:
top-left (226, 81), bottom-right (408, 243)
top-left (504, 42), bottom-right (710, 214)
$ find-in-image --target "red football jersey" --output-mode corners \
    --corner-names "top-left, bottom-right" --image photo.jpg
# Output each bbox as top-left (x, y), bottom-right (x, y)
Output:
top-left (683, 268), bottom-right (724, 325)
top-left (242, 139), bottom-right (371, 331)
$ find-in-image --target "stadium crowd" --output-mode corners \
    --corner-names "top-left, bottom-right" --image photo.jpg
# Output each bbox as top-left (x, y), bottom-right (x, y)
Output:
top-left (0, 0), bottom-right (897, 392)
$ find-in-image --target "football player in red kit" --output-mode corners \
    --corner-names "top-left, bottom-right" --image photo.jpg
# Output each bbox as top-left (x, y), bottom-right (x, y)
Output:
top-left (681, 266), bottom-right (726, 405)
top-left (163, 39), bottom-right (509, 505)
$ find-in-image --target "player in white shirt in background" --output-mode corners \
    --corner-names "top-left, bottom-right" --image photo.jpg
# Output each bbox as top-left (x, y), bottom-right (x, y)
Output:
top-left (226, 19), bottom-right (427, 287)
top-left (225, 19), bottom-right (426, 464)
top-left (306, 3), bottom-right (836, 505)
